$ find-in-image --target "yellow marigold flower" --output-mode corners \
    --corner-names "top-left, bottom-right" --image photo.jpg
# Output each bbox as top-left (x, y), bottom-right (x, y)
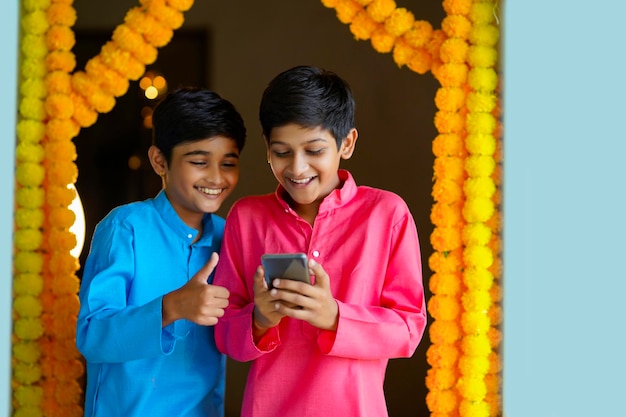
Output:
top-left (404, 20), bottom-right (433, 48)
top-left (14, 229), bottom-right (43, 251)
top-left (435, 63), bottom-right (468, 88)
top-left (19, 96), bottom-right (46, 121)
top-left (468, 66), bottom-right (498, 91)
top-left (461, 334), bottom-right (491, 357)
top-left (366, 0), bottom-right (396, 23)
top-left (13, 273), bottom-right (44, 296)
top-left (14, 317), bottom-right (44, 340)
top-left (431, 202), bottom-right (463, 228)
top-left (435, 87), bottom-right (466, 112)
top-left (433, 133), bottom-right (464, 157)
top-left (429, 271), bottom-right (462, 296)
top-left (470, 2), bottom-right (497, 25)
top-left (45, 50), bottom-right (76, 72)
top-left (434, 110), bottom-right (465, 134)
top-left (46, 118), bottom-right (80, 142)
top-left (468, 45), bottom-right (497, 68)
top-left (13, 362), bottom-right (42, 386)
top-left (13, 341), bottom-right (42, 364)
top-left (45, 24), bottom-right (75, 51)
top-left (459, 398), bottom-right (490, 417)
top-left (463, 267), bottom-right (494, 291)
top-left (45, 70), bottom-right (72, 94)
top-left (113, 24), bottom-right (158, 65)
top-left (86, 56), bottom-right (130, 97)
top-left (335, 0), bottom-right (362, 24)
top-left (46, 3), bottom-right (77, 26)
top-left (461, 310), bottom-right (491, 335)
top-left (23, 0), bottom-right (51, 11)
top-left (465, 133), bottom-right (495, 157)
top-left (14, 295), bottom-right (43, 318)
top-left (15, 187), bottom-right (45, 209)
top-left (21, 34), bottom-right (47, 59)
top-left (429, 249), bottom-right (463, 274)
top-left (406, 47), bottom-right (432, 75)
top-left (13, 385), bottom-right (43, 408)
top-left (443, 0), bottom-right (472, 16)
top-left (463, 197), bottom-right (494, 223)
top-left (426, 389), bottom-right (457, 414)
top-left (45, 93), bottom-right (74, 120)
top-left (457, 376), bottom-right (487, 402)
top-left (427, 344), bottom-right (459, 369)
top-left (431, 226), bottom-right (462, 252)
top-left (20, 78), bottom-right (47, 99)
top-left (21, 57), bottom-right (46, 79)
top-left (429, 319), bottom-right (461, 344)
top-left (350, 10), bottom-right (379, 40)
top-left (370, 27), bottom-right (395, 53)
top-left (147, 0), bottom-right (184, 30)
top-left (465, 155), bottom-right (495, 177)
top-left (462, 222), bottom-right (491, 246)
top-left (100, 41), bottom-right (145, 80)
top-left (46, 186), bottom-right (75, 211)
top-left (439, 37), bottom-right (468, 64)
top-left (466, 91), bottom-right (496, 114)
top-left (458, 355), bottom-right (490, 377)
top-left (442, 14), bottom-right (471, 39)
top-left (16, 143), bottom-right (45, 164)
top-left (16, 162), bottom-right (44, 187)
top-left (471, 23), bottom-right (499, 47)
top-left (17, 120), bottom-right (45, 145)
top-left (15, 207), bottom-right (44, 229)
top-left (384, 8), bottom-right (414, 37)
top-left (463, 244), bottom-right (494, 269)
top-left (125, 7), bottom-right (174, 47)
top-left (466, 111), bottom-right (496, 135)
top-left (428, 294), bottom-right (461, 321)
top-left (426, 367), bottom-right (457, 391)
top-left (432, 177), bottom-right (463, 204)
top-left (464, 177), bottom-right (496, 199)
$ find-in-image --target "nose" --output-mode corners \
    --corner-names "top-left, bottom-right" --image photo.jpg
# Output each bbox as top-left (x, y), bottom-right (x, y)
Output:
top-left (289, 152), bottom-right (309, 176)
top-left (205, 162), bottom-right (223, 183)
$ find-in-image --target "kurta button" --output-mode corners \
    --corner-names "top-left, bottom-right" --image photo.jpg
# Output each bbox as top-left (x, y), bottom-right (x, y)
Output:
top-left (187, 234), bottom-right (192, 239)
top-left (312, 250), bottom-right (320, 257)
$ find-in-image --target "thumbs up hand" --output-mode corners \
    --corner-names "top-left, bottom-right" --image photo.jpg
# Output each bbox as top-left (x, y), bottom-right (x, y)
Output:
top-left (162, 252), bottom-right (230, 327)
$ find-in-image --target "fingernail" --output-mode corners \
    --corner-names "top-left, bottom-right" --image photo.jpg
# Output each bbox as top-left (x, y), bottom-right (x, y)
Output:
top-left (309, 259), bottom-right (317, 267)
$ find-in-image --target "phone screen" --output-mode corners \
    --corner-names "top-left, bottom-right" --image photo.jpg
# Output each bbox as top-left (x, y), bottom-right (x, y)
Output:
top-left (261, 253), bottom-right (310, 289)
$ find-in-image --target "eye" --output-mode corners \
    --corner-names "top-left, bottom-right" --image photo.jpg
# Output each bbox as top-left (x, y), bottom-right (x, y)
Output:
top-left (272, 150), bottom-right (290, 158)
top-left (306, 148), bottom-right (325, 156)
top-left (190, 160), bottom-right (206, 166)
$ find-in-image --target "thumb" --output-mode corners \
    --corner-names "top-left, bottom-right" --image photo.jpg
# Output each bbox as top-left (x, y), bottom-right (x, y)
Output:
top-left (193, 252), bottom-right (219, 284)
top-left (308, 259), bottom-right (328, 288)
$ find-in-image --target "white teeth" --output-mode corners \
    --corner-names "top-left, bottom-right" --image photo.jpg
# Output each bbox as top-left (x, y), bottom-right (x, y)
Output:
top-left (198, 187), bottom-right (222, 195)
top-left (290, 177), bottom-right (312, 184)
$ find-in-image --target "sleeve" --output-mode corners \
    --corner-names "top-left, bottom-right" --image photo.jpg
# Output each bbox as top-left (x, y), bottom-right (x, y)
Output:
top-left (213, 205), bottom-right (280, 361)
top-left (318, 208), bottom-right (427, 360)
top-left (76, 218), bottom-right (176, 363)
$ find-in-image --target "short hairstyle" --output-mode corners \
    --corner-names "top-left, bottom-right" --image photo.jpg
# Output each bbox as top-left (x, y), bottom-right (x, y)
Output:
top-left (259, 66), bottom-right (355, 149)
top-left (152, 87), bottom-right (246, 163)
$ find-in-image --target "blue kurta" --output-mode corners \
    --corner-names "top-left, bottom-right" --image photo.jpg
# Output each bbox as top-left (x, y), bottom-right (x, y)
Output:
top-left (76, 190), bottom-right (226, 417)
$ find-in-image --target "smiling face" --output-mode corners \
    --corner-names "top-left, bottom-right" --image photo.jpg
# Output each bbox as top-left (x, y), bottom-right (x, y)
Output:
top-left (149, 136), bottom-right (240, 229)
top-left (266, 124), bottom-right (357, 220)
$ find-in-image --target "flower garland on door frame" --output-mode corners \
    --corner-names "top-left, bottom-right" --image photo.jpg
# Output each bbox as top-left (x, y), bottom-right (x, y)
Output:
top-left (321, 1), bottom-right (503, 416)
top-left (13, 0), bottom-right (501, 415)
top-left (13, 0), bottom-right (194, 416)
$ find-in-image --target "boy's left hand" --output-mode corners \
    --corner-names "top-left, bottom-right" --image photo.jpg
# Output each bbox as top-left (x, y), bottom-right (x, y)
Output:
top-left (271, 259), bottom-right (338, 331)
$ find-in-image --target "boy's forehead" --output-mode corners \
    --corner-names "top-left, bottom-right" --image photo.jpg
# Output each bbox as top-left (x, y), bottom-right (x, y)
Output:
top-left (173, 136), bottom-right (240, 153)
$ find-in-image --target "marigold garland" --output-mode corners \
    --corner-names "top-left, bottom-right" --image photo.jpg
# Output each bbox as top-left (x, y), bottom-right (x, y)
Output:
top-left (12, 0), bottom-right (196, 416)
top-left (322, 1), bottom-right (503, 416)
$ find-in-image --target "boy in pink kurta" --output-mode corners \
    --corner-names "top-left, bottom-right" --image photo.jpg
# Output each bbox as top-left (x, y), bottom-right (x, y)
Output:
top-left (213, 66), bottom-right (427, 417)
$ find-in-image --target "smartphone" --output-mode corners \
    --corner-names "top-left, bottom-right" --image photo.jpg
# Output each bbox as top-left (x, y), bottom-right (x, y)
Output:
top-left (261, 253), bottom-right (311, 289)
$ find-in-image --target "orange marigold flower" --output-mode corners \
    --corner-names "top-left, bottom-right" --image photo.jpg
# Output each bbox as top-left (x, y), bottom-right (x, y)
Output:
top-left (48, 252), bottom-right (79, 275)
top-left (384, 7), bottom-right (414, 37)
top-left (435, 62), bottom-right (468, 88)
top-left (434, 156), bottom-right (464, 181)
top-left (112, 24), bottom-right (158, 65)
top-left (366, 0), bottom-right (396, 23)
top-left (45, 93), bottom-right (74, 120)
top-left (431, 226), bottom-right (462, 252)
top-left (45, 50), bottom-right (76, 72)
top-left (439, 37), bottom-right (468, 64)
top-left (167, 0), bottom-right (194, 11)
top-left (428, 294), bottom-right (461, 321)
top-left (432, 177), bottom-right (463, 204)
top-left (443, 0), bottom-right (472, 16)
top-left (435, 87), bottom-right (466, 112)
top-left (442, 14), bottom-right (471, 39)
top-left (335, 0), bottom-right (362, 24)
top-left (432, 133), bottom-right (464, 157)
top-left (406, 47), bottom-right (432, 75)
top-left (349, 10), bottom-right (379, 40)
top-left (428, 249), bottom-right (463, 274)
top-left (430, 202), bottom-right (463, 228)
top-left (46, 118), bottom-right (80, 142)
top-left (99, 41), bottom-right (145, 80)
top-left (429, 271), bottom-right (462, 296)
top-left (426, 344), bottom-right (459, 369)
top-left (434, 110), bottom-right (465, 134)
top-left (370, 27), bottom-right (395, 53)
top-left (147, 0), bottom-right (184, 30)
top-left (426, 367), bottom-right (457, 391)
top-left (45, 24), bottom-right (75, 51)
top-left (44, 160), bottom-right (78, 186)
top-left (45, 71), bottom-right (72, 94)
top-left (46, 184), bottom-right (75, 207)
top-left (46, 3), bottom-right (77, 26)
top-left (404, 20), bottom-right (433, 48)
top-left (429, 319), bottom-right (461, 344)
top-left (391, 38), bottom-right (415, 67)
top-left (426, 389), bottom-right (458, 414)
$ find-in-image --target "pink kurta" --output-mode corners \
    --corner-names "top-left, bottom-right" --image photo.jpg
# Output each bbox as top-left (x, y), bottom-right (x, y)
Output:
top-left (214, 170), bottom-right (426, 417)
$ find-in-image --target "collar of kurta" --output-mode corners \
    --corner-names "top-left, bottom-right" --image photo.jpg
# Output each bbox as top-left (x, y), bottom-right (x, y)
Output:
top-left (154, 189), bottom-right (214, 247)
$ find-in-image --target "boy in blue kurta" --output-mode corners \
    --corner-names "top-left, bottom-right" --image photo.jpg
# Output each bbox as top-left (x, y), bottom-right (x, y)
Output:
top-left (76, 87), bottom-right (246, 417)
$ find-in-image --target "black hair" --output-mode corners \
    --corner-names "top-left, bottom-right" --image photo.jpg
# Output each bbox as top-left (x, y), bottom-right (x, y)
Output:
top-left (259, 65), bottom-right (355, 149)
top-left (152, 87), bottom-right (246, 163)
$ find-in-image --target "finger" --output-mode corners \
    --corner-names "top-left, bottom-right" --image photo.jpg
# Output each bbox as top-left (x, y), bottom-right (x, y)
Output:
top-left (193, 252), bottom-right (220, 284)
top-left (253, 265), bottom-right (268, 293)
top-left (207, 284), bottom-right (230, 299)
top-left (308, 259), bottom-right (329, 288)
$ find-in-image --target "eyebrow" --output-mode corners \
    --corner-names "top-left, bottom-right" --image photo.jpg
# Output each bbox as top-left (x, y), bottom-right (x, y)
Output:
top-left (270, 138), bottom-right (327, 146)
top-left (183, 150), bottom-right (240, 158)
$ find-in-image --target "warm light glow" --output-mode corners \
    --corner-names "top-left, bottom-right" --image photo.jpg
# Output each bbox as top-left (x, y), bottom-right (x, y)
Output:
top-left (139, 75), bottom-right (152, 90)
top-left (144, 85), bottom-right (159, 99)
top-left (68, 184), bottom-right (86, 258)
top-left (128, 155), bottom-right (141, 170)
top-left (153, 75), bottom-right (166, 89)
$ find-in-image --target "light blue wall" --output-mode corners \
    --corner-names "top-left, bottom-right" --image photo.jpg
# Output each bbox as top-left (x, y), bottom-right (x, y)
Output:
top-left (503, 1), bottom-right (626, 415)
top-left (0, 3), bottom-right (18, 416)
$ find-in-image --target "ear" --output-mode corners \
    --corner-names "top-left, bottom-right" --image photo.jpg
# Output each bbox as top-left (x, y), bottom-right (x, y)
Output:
top-left (339, 128), bottom-right (358, 160)
top-left (148, 145), bottom-right (167, 177)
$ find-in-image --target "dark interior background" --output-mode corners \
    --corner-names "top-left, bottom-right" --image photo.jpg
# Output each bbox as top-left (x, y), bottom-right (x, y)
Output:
top-left (72, 1), bottom-right (444, 415)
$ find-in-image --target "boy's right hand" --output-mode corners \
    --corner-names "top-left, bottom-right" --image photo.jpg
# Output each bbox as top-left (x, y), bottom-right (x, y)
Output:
top-left (252, 265), bottom-right (285, 333)
top-left (162, 252), bottom-right (230, 327)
